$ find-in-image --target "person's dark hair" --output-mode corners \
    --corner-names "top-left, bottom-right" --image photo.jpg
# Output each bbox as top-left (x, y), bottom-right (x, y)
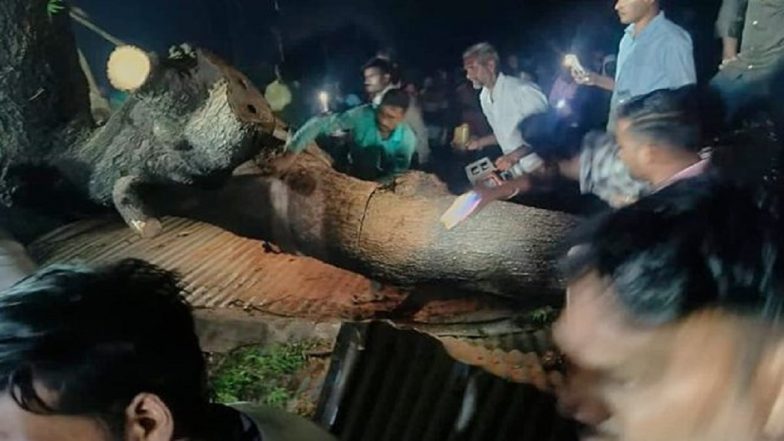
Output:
top-left (561, 176), bottom-right (784, 325)
top-left (519, 110), bottom-right (582, 160)
top-left (362, 57), bottom-right (394, 77)
top-left (616, 86), bottom-right (701, 153)
top-left (379, 88), bottom-right (410, 111)
top-left (0, 259), bottom-right (207, 437)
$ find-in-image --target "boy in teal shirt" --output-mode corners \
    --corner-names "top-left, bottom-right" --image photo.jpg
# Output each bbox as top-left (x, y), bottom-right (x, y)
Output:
top-left (287, 89), bottom-right (416, 181)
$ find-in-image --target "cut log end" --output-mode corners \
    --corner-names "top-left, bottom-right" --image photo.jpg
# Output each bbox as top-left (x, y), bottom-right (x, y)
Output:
top-left (107, 45), bottom-right (153, 92)
top-left (129, 218), bottom-right (162, 238)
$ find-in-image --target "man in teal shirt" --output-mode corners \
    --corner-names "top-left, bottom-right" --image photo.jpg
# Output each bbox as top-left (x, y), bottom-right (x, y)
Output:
top-left (287, 88), bottom-right (416, 181)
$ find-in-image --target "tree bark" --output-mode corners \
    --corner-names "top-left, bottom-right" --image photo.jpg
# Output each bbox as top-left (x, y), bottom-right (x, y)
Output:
top-left (148, 149), bottom-right (577, 301)
top-left (0, 0), bottom-right (91, 163)
top-left (0, 0), bottom-right (287, 239)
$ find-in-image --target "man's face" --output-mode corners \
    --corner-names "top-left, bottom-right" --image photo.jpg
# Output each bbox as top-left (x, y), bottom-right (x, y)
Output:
top-left (0, 394), bottom-right (116, 441)
top-left (554, 270), bottom-right (659, 371)
top-left (463, 56), bottom-right (495, 90)
top-left (615, 118), bottom-right (651, 182)
top-left (364, 67), bottom-right (390, 96)
top-left (555, 269), bottom-right (784, 441)
top-left (376, 104), bottom-right (406, 136)
top-left (614, 0), bottom-right (654, 25)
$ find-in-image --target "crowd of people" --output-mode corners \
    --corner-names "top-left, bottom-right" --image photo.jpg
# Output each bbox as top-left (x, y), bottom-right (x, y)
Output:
top-left (272, 0), bottom-right (781, 207)
top-left (1, 0), bottom-right (784, 440)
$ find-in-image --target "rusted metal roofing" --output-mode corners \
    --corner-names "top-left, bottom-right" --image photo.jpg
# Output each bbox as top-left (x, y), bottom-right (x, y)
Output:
top-left (29, 216), bottom-right (528, 324)
top-left (30, 216), bottom-right (409, 320)
top-left (438, 333), bottom-right (563, 392)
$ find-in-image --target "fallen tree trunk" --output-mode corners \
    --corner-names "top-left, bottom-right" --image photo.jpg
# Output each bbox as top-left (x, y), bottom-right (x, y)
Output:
top-left (1, 0), bottom-right (286, 240)
top-left (148, 149), bottom-right (578, 301)
top-left (3, 0), bottom-right (575, 302)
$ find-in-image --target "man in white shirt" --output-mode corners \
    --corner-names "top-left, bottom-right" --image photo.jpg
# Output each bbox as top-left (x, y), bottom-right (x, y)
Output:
top-left (461, 42), bottom-right (549, 171)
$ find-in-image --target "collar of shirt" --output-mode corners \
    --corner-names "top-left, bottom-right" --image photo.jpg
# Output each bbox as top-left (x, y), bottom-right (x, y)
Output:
top-left (625, 11), bottom-right (667, 41)
top-left (385, 124), bottom-right (405, 145)
top-left (372, 85), bottom-right (397, 108)
top-left (617, 11), bottom-right (668, 79)
top-left (487, 73), bottom-right (507, 103)
top-left (655, 158), bottom-right (710, 191)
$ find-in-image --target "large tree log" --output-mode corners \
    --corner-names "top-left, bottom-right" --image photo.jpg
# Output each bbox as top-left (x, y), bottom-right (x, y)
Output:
top-left (147, 149), bottom-right (578, 301)
top-left (0, 0), bottom-right (286, 239)
top-left (2, 0), bottom-right (574, 302)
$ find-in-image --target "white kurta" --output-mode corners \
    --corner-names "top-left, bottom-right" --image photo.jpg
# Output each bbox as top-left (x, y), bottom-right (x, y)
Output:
top-left (479, 73), bottom-right (548, 154)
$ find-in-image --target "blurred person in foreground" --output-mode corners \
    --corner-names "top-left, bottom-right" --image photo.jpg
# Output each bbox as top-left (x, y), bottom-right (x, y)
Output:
top-left (0, 226), bottom-right (36, 290)
top-left (552, 173), bottom-right (784, 441)
top-left (0, 258), bottom-right (336, 441)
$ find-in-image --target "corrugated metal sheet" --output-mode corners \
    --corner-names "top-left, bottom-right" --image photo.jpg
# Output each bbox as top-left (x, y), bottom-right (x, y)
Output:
top-left (317, 322), bottom-right (577, 441)
top-left (29, 216), bottom-right (406, 320)
top-left (28, 217), bottom-right (525, 324)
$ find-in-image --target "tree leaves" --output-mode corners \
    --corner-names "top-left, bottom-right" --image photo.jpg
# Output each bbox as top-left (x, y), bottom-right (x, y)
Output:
top-left (46, 0), bottom-right (66, 20)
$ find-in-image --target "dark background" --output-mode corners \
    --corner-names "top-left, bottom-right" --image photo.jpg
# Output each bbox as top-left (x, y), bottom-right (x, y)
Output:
top-left (73, 0), bottom-right (723, 95)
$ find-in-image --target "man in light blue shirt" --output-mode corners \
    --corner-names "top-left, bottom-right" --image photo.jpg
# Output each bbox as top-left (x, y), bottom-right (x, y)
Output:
top-left (575, 0), bottom-right (696, 131)
top-left (569, 0), bottom-right (697, 205)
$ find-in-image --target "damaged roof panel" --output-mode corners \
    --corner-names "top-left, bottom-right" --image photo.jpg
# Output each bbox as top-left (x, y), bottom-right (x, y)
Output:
top-left (30, 217), bottom-right (529, 324)
top-left (30, 217), bottom-right (407, 320)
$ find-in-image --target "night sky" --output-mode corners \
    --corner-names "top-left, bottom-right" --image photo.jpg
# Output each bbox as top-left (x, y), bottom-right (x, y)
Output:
top-left (73, 0), bottom-right (723, 93)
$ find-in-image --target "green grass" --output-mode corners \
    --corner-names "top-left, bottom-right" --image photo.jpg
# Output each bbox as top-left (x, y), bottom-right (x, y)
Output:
top-left (209, 341), bottom-right (317, 408)
top-left (521, 306), bottom-right (559, 328)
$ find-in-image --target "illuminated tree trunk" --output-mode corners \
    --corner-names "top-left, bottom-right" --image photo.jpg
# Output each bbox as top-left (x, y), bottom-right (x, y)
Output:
top-left (148, 149), bottom-right (577, 301)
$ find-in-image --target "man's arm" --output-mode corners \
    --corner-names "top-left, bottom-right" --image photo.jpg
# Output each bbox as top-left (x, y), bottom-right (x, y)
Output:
top-left (660, 37), bottom-right (697, 87)
top-left (486, 174), bottom-right (533, 200)
top-left (464, 133), bottom-right (497, 151)
top-left (573, 71), bottom-right (615, 92)
top-left (495, 147), bottom-right (528, 171)
top-left (286, 110), bottom-right (356, 153)
top-left (716, 0), bottom-right (748, 62)
top-left (721, 37), bottom-right (740, 63)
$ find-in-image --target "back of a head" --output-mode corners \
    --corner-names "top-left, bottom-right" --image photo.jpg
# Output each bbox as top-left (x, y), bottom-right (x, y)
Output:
top-left (0, 259), bottom-right (207, 437)
top-left (363, 57), bottom-right (394, 77)
top-left (380, 88), bottom-right (410, 112)
top-left (561, 176), bottom-right (784, 325)
top-left (518, 110), bottom-right (582, 160)
top-left (616, 86), bottom-right (701, 153)
top-left (463, 42), bottom-right (500, 67)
